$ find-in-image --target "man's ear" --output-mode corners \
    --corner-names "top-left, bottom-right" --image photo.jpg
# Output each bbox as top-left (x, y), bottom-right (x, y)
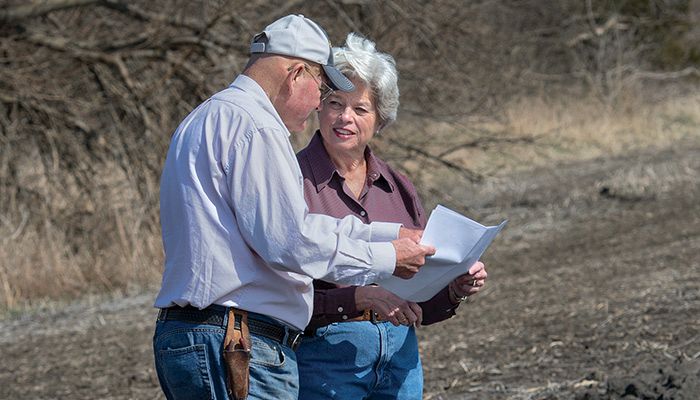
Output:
top-left (282, 63), bottom-right (304, 93)
top-left (288, 63), bottom-right (305, 82)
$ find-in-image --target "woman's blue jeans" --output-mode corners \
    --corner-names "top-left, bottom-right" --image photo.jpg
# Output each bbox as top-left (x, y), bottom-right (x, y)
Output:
top-left (296, 320), bottom-right (423, 399)
top-left (153, 316), bottom-right (299, 400)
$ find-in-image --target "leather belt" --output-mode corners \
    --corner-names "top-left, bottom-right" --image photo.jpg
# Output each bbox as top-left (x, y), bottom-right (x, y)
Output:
top-left (158, 305), bottom-right (303, 351)
top-left (305, 309), bottom-right (384, 336)
top-left (348, 309), bottom-right (384, 323)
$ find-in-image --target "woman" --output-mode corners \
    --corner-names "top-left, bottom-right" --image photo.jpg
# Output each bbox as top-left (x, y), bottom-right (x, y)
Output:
top-left (295, 33), bottom-right (488, 399)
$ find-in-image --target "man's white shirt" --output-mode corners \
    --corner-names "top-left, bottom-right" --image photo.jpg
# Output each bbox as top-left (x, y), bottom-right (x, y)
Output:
top-left (155, 75), bottom-right (400, 329)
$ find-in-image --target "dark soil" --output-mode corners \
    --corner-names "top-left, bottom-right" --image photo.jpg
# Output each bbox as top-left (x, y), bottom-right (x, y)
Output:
top-left (2, 142), bottom-right (699, 399)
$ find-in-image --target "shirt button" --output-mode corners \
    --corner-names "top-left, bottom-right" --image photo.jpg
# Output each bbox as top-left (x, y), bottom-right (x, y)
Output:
top-left (337, 306), bottom-right (344, 312)
top-left (360, 211), bottom-right (366, 216)
top-left (342, 315), bottom-right (348, 320)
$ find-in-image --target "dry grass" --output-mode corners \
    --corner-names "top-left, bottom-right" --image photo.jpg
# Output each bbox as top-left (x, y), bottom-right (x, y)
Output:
top-left (381, 88), bottom-right (700, 209)
top-left (1, 0), bottom-right (698, 312)
top-left (2, 87), bottom-right (698, 312)
top-left (0, 195), bottom-right (162, 311)
top-left (499, 89), bottom-right (700, 169)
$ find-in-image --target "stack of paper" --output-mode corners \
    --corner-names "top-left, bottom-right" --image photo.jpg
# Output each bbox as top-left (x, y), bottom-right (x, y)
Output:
top-left (376, 205), bottom-right (507, 302)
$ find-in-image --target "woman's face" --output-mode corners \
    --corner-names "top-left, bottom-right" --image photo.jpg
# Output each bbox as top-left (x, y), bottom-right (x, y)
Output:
top-left (318, 79), bottom-right (380, 157)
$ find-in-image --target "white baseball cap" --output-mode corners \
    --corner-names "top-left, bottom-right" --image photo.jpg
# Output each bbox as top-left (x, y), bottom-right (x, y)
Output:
top-left (250, 14), bottom-right (354, 92)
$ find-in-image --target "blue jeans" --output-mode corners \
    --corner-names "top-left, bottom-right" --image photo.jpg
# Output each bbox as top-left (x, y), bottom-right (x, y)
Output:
top-left (153, 313), bottom-right (299, 400)
top-left (296, 321), bottom-right (422, 399)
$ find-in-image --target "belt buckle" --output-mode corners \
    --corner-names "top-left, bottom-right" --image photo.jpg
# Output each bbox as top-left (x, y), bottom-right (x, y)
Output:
top-left (370, 310), bottom-right (379, 324)
top-left (289, 331), bottom-right (302, 351)
top-left (282, 326), bottom-right (303, 351)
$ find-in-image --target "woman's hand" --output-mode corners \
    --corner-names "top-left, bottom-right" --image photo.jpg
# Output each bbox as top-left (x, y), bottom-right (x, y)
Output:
top-left (355, 285), bottom-right (422, 327)
top-left (448, 261), bottom-right (488, 304)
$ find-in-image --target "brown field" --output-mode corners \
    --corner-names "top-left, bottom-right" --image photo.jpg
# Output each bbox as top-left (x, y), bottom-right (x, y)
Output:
top-left (1, 1), bottom-right (699, 399)
top-left (1, 114), bottom-right (698, 399)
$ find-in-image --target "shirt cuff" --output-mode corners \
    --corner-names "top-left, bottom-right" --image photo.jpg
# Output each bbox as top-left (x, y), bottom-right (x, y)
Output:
top-left (320, 286), bottom-right (360, 317)
top-left (418, 287), bottom-right (458, 326)
top-left (368, 221), bottom-right (401, 242)
top-left (368, 241), bottom-right (396, 279)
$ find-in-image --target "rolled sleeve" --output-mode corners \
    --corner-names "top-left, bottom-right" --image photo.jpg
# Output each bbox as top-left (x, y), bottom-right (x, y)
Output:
top-left (369, 221), bottom-right (401, 242)
top-left (368, 242), bottom-right (396, 279)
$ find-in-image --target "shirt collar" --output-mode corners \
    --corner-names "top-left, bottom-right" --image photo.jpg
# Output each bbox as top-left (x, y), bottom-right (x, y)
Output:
top-left (365, 147), bottom-right (392, 191)
top-left (229, 75), bottom-right (290, 137)
top-left (305, 131), bottom-right (394, 193)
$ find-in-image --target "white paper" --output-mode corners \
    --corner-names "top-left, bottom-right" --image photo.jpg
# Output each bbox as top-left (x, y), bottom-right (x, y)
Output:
top-left (376, 205), bottom-right (507, 302)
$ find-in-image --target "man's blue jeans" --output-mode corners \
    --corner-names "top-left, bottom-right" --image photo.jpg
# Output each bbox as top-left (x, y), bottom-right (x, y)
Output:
top-left (153, 314), bottom-right (299, 400)
top-left (296, 320), bottom-right (423, 399)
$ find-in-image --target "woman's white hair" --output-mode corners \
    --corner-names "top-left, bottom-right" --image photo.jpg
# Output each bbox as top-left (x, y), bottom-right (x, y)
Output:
top-left (332, 33), bottom-right (399, 130)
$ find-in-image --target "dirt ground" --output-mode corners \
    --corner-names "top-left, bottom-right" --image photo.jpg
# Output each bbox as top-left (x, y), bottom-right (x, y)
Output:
top-left (1, 141), bottom-right (698, 400)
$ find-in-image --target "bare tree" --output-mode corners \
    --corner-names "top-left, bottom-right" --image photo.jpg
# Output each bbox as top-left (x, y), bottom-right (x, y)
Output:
top-left (1, 0), bottom-right (697, 306)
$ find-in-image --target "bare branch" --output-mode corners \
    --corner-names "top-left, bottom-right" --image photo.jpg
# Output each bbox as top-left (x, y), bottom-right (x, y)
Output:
top-left (0, 89), bottom-right (92, 134)
top-left (99, 0), bottom-right (205, 31)
top-left (324, 0), bottom-right (361, 33)
top-left (260, 0), bottom-right (306, 23)
top-left (437, 136), bottom-right (537, 159)
top-left (23, 32), bottom-right (155, 134)
top-left (0, 0), bottom-right (99, 23)
top-left (385, 0), bottom-right (438, 53)
top-left (97, 1), bottom-right (246, 55)
top-left (567, 15), bottom-right (626, 47)
top-left (384, 137), bottom-right (483, 183)
top-left (632, 67), bottom-right (700, 80)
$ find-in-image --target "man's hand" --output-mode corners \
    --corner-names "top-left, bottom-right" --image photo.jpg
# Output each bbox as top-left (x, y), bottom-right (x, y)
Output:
top-left (391, 238), bottom-right (436, 279)
top-left (398, 227), bottom-right (423, 243)
top-left (355, 286), bottom-right (423, 327)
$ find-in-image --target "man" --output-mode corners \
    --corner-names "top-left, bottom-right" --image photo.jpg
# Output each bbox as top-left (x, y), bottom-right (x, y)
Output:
top-left (152, 14), bottom-right (435, 400)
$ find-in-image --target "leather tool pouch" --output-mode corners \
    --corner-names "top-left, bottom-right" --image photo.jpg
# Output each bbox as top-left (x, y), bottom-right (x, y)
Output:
top-left (223, 308), bottom-right (251, 400)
